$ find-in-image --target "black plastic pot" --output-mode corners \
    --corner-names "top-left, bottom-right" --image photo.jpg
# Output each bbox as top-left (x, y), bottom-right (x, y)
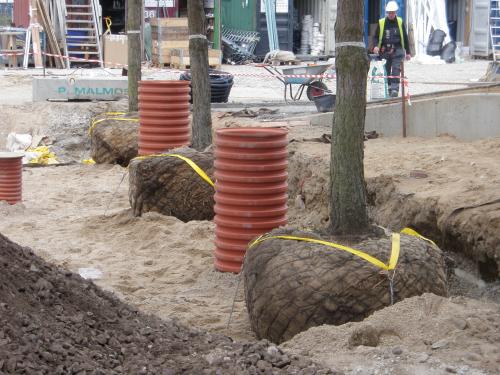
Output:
top-left (179, 69), bottom-right (234, 103)
top-left (313, 94), bottom-right (336, 113)
top-left (426, 29), bottom-right (446, 56)
top-left (440, 41), bottom-right (456, 63)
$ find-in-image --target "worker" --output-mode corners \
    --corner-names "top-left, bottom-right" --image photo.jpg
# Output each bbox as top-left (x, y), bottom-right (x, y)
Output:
top-left (373, 1), bottom-right (411, 98)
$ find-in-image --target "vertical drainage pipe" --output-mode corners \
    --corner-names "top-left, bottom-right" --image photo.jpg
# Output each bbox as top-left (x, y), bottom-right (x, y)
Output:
top-left (0, 152), bottom-right (24, 205)
top-left (138, 80), bottom-right (191, 155)
top-left (214, 127), bottom-right (289, 273)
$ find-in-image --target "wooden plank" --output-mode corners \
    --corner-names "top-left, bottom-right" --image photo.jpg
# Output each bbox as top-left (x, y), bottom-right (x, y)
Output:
top-left (36, 0), bottom-right (64, 68)
top-left (170, 48), bottom-right (221, 68)
top-left (29, 0), bottom-right (43, 68)
top-left (151, 29), bottom-right (190, 41)
top-left (208, 49), bottom-right (222, 59)
top-left (150, 17), bottom-right (188, 27)
top-left (8, 36), bottom-right (16, 67)
top-left (152, 54), bottom-right (171, 65)
top-left (55, 0), bottom-right (68, 68)
top-left (152, 40), bottom-right (190, 49)
top-left (23, 29), bottom-right (31, 68)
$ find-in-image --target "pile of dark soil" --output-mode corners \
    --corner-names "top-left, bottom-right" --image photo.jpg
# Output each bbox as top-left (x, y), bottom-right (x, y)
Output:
top-left (0, 233), bottom-right (334, 374)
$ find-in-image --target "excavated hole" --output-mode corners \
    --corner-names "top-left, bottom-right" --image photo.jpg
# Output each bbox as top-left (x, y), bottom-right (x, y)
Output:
top-left (479, 256), bottom-right (498, 282)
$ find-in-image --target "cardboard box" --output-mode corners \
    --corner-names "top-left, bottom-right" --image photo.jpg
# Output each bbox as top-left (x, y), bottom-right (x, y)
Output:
top-left (103, 34), bottom-right (128, 68)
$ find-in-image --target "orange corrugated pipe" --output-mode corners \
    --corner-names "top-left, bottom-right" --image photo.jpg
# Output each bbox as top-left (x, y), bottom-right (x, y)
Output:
top-left (0, 152), bottom-right (24, 204)
top-left (214, 127), bottom-right (289, 273)
top-left (138, 80), bottom-right (191, 155)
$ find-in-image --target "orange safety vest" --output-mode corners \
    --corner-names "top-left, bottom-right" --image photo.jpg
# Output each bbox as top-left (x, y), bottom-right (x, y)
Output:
top-left (378, 17), bottom-right (405, 50)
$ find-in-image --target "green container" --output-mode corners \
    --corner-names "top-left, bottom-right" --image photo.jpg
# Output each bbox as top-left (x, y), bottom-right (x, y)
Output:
top-left (221, 0), bottom-right (256, 31)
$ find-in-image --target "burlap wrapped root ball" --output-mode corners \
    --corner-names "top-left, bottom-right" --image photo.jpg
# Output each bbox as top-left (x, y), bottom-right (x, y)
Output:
top-left (90, 113), bottom-right (139, 166)
top-left (243, 228), bottom-right (448, 344)
top-left (128, 147), bottom-right (215, 222)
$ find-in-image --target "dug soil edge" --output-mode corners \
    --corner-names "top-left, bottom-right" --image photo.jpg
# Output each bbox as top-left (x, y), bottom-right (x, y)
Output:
top-left (286, 145), bottom-right (500, 281)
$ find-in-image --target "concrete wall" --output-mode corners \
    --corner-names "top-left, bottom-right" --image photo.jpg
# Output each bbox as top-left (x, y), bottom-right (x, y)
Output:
top-left (33, 77), bottom-right (128, 101)
top-left (311, 92), bottom-right (500, 141)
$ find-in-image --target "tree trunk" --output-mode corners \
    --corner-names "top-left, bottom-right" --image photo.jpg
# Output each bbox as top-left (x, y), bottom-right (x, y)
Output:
top-left (329, 0), bottom-right (370, 235)
top-left (188, 0), bottom-right (212, 151)
top-left (127, 0), bottom-right (141, 111)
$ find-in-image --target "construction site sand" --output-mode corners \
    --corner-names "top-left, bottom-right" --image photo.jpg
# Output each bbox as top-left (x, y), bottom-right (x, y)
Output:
top-left (1, 130), bottom-right (499, 374)
top-left (0, 64), bottom-right (499, 373)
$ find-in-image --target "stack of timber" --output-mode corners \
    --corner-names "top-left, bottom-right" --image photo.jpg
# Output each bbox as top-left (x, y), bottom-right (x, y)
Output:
top-left (151, 17), bottom-right (222, 69)
top-left (36, 0), bottom-right (65, 68)
top-left (170, 48), bottom-right (221, 69)
top-left (151, 17), bottom-right (189, 66)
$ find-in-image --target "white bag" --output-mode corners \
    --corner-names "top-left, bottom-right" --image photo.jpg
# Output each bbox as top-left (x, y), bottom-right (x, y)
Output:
top-left (6, 133), bottom-right (32, 152)
top-left (368, 59), bottom-right (389, 100)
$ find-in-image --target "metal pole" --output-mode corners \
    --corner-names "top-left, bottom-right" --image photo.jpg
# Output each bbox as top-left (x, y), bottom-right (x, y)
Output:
top-left (42, 36), bottom-right (46, 77)
top-left (401, 59), bottom-right (406, 137)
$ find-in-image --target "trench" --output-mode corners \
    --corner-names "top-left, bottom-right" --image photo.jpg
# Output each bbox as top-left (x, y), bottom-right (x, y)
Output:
top-left (286, 145), bottom-right (500, 288)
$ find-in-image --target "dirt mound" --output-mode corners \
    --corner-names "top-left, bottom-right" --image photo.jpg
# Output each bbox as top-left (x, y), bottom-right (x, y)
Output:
top-left (281, 293), bottom-right (500, 375)
top-left (0, 233), bottom-right (334, 374)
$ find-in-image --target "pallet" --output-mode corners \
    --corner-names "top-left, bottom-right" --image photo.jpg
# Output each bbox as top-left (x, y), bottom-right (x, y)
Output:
top-left (152, 62), bottom-right (173, 68)
top-left (150, 17), bottom-right (188, 27)
top-left (1, 62), bottom-right (23, 68)
top-left (271, 59), bottom-right (301, 66)
top-left (170, 48), bottom-right (222, 69)
top-left (170, 63), bottom-right (221, 70)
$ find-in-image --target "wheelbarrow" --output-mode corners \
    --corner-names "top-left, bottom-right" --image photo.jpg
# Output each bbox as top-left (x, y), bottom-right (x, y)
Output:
top-left (261, 62), bottom-right (334, 102)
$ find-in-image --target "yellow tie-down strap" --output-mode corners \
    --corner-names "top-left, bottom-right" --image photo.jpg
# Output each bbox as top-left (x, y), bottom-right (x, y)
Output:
top-left (249, 233), bottom-right (400, 271)
top-left (88, 112), bottom-right (139, 136)
top-left (248, 228), bottom-right (436, 271)
top-left (132, 153), bottom-right (215, 187)
top-left (400, 227), bottom-right (438, 248)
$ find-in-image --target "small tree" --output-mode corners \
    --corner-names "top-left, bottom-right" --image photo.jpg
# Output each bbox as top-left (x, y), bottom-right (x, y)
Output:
top-left (127, 0), bottom-right (141, 111)
top-left (329, 0), bottom-right (370, 235)
top-left (188, 0), bottom-right (212, 150)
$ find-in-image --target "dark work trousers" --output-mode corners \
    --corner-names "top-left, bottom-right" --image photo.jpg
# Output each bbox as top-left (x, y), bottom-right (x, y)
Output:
top-left (382, 47), bottom-right (405, 93)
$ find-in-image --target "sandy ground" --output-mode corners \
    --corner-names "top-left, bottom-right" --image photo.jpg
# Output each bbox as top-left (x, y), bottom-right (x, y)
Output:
top-left (0, 61), bottom-right (499, 374)
top-left (1, 133), bottom-right (499, 374)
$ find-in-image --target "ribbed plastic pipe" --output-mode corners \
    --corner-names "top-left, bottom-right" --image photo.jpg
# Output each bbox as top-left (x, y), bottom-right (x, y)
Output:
top-left (138, 80), bottom-right (191, 155)
top-left (214, 127), bottom-right (289, 273)
top-left (0, 152), bottom-right (24, 205)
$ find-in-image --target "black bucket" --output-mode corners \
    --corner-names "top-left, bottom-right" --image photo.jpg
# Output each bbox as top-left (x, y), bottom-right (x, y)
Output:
top-left (313, 94), bottom-right (336, 113)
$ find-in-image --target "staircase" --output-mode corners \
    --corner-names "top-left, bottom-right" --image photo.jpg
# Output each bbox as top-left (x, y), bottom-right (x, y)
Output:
top-left (64, 0), bottom-right (103, 67)
top-left (491, 0), bottom-right (500, 61)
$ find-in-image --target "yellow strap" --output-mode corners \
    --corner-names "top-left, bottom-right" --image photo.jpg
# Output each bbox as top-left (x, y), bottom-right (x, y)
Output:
top-left (247, 227), bottom-right (436, 272)
top-left (401, 227), bottom-right (437, 248)
top-left (105, 17), bottom-right (112, 34)
top-left (82, 158), bottom-right (96, 165)
top-left (88, 117), bottom-right (139, 135)
top-left (249, 233), bottom-right (400, 271)
top-left (389, 233), bottom-right (400, 270)
top-left (132, 153), bottom-right (215, 187)
top-left (103, 111), bottom-right (127, 116)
